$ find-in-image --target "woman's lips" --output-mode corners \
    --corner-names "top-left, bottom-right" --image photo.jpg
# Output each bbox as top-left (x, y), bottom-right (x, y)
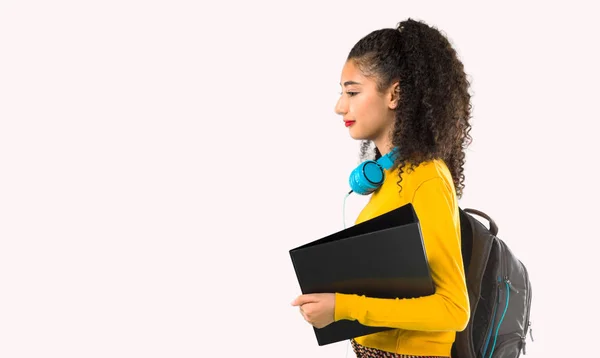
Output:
top-left (345, 121), bottom-right (355, 127)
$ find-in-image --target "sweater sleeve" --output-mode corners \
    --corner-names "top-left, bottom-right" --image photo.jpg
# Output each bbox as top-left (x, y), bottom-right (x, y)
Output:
top-left (333, 178), bottom-right (470, 332)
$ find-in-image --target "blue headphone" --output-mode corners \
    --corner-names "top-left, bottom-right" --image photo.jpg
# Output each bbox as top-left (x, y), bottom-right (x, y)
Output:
top-left (348, 147), bottom-right (399, 195)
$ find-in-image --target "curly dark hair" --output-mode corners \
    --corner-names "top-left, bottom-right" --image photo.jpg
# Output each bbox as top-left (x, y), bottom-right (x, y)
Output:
top-left (349, 18), bottom-right (473, 198)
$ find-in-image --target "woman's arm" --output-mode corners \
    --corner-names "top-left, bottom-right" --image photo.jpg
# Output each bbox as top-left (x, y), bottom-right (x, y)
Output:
top-left (334, 177), bottom-right (470, 332)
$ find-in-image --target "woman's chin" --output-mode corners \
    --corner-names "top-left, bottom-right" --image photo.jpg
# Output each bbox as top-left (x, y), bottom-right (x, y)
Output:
top-left (348, 128), bottom-right (364, 140)
top-left (348, 131), bottom-right (369, 141)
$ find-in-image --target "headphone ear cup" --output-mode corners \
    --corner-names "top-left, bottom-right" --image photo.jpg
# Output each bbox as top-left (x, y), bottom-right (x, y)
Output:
top-left (349, 160), bottom-right (385, 195)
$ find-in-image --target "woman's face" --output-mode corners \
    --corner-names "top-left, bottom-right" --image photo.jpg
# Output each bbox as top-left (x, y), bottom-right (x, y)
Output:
top-left (334, 60), bottom-right (397, 149)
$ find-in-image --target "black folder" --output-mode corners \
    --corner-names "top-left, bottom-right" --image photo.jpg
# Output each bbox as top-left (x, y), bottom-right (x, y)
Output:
top-left (289, 203), bottom-right (435, 346)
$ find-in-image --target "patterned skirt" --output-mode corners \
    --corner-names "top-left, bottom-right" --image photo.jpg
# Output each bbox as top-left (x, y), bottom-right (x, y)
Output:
top-left (350, 339), bottom-right (450, 358)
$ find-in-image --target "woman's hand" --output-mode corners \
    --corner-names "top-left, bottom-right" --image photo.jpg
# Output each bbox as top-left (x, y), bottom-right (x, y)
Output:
top-left (291, 293), bottom-right (336, 329)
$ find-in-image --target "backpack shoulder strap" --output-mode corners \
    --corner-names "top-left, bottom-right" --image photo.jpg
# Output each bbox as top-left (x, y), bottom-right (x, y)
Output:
top-left (455, 208), bottom-right (498, 358)
top-left (460, 208), bottom-right (497, 290)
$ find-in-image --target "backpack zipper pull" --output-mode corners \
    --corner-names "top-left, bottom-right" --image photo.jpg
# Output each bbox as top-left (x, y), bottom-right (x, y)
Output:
top-left (504, 277), bottom-right (519, 293)
top-left (529, 321), bottom-right (534, 341)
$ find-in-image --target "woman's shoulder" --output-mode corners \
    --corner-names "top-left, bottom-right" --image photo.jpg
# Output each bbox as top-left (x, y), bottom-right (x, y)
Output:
top-left (403, 158), bottom-right (454, 190)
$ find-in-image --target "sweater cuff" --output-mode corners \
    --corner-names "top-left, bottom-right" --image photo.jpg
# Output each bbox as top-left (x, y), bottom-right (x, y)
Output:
top-left (334, 293), bottom-right (360, 321)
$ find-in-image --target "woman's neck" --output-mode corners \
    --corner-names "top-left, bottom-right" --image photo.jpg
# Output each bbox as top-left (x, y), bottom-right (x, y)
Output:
top-left (374, 138), bottom-right (394, 157)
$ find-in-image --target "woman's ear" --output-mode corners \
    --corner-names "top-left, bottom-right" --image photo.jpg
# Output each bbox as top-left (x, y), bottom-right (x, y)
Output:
top-left (388, 81), bottom-right (401, 109)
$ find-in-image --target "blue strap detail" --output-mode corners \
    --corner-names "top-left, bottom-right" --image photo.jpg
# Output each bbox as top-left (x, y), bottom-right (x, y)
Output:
top-left (481, 291), bottom-right (499, 357)
top-left (487, 280), bottom-right (511, 358)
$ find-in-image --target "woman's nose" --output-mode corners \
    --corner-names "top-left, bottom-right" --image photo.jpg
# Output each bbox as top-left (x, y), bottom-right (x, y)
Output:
top-left (335, 96), bottom-right (347, 115)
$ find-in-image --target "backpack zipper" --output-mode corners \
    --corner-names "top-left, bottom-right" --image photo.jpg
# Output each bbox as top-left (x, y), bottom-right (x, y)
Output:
top-left (500, 241), bottom-right (518, 293)
top-left (486, 278), bottom-right (512, 357)
top-left (483, 241), bottom-right (518, 358)
top-left (481, 241), bottom-right (503, 358)
top-left (481, 282), bottom-right (500, 357)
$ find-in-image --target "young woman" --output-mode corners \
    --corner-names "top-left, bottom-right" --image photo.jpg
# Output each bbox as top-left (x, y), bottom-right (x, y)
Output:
top-left (292, 18), bottom-right (473, 358)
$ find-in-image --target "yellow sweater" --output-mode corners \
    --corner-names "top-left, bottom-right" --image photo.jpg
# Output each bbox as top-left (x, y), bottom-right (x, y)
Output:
top-left (334, 159), bottom-right (470, 357)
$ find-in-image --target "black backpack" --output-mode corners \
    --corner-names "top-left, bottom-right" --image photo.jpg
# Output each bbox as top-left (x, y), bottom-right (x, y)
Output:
top-left (451, 208), bottom-right (534, 358)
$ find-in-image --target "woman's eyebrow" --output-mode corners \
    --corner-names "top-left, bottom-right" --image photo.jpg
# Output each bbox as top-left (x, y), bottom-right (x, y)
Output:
top-left (341, 80), bottom-right (362, 87)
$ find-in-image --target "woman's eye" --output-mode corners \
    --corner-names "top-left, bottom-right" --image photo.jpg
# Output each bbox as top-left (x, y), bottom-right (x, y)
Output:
top-left (346, 91), bottom-right (358, 97)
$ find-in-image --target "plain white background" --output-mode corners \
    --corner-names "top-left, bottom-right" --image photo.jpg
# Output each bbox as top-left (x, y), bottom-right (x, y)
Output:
top-left (1, 1), bottom-right (599, 357)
